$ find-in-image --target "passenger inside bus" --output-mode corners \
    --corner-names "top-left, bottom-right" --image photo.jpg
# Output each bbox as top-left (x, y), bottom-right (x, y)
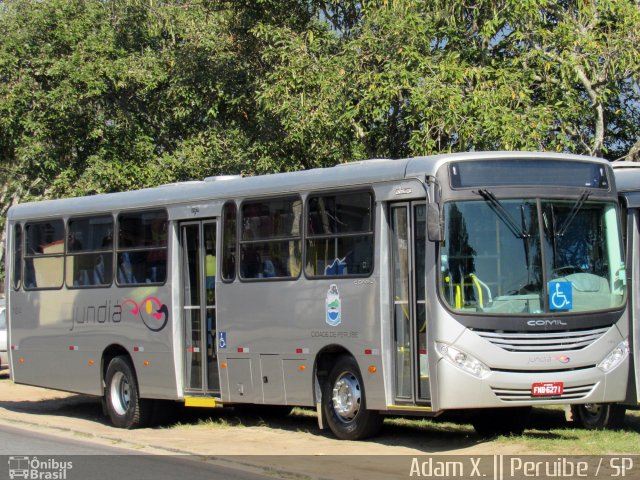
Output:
top-left (206, 241), bottom-right (216, 288)
top-left (118, 252), bottom-right (137, 284)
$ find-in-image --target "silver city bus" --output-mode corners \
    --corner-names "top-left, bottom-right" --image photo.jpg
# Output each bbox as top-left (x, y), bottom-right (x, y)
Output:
top-left (6, 152), bottom-right (629, 439)
top-left (571, 161), bottom-right (640, 429)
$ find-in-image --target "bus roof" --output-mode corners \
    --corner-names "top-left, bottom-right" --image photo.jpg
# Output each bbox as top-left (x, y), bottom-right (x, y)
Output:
top-left (611, 161), bottom-right (640, 207)
top-left (8, 151), bottom-right (609, 221)
top-left (612, 161), bottom-right (640, 192)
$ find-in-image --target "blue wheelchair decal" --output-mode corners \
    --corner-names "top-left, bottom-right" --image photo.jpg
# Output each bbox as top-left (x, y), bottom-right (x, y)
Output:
top-left (219, 331), bottom-right (227, 349)
top-left (549, 281), bottom-right (572, 311)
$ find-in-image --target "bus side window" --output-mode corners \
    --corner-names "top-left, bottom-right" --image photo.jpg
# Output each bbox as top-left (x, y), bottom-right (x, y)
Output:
top-left (24, 220), bottom-right (65, 290)
top-left (239, 197), bottom-right (301, 280)
top-left (305, 191), bottom-right (374, 278)
top-left (116, 210), bottom-right (168, 286)
top-left (66, 215), bottom-right (114, 288)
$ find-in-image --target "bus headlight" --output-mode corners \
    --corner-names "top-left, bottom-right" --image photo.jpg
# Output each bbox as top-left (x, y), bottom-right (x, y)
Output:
top-left (437, 343), bottom-right (490, 379)
top-left (598, 339), bottom-right (629, 373)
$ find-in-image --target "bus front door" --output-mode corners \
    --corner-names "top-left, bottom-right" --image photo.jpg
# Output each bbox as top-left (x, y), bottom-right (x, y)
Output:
top-left (181, 220), bottom-right (219, 394)
top-left (390, 203), bottom-right (430, 404)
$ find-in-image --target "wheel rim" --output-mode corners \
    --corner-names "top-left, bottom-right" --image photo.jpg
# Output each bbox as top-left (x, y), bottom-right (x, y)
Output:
top-left (331, 371), bottom-right (362, 423)
top-left (110, 371), bottom-right (131, 416)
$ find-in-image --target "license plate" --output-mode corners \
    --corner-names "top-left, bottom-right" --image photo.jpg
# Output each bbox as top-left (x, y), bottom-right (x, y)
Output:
top-left (531, 382), bottom-right (564, 397)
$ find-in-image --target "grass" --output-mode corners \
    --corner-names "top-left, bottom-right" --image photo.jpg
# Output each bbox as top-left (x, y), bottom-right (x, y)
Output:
top-left (495, 407), bottom-right (640, 454)
top-left (159, 404), bottom-right (640, 454)
top-left (507, 427), bottom-right (640, 454)
top-left (169, 416), bottom-right (246, 430)
top-left (387, 406), bottom-right (640, 454)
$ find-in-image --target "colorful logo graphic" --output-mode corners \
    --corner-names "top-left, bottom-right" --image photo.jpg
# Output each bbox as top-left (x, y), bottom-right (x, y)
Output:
top-left (122, 296), bottom-right (169, 332)
top-left (325, 284), bottom-right (342, 327)
top-left (553, 355), bottom-right (571, 364)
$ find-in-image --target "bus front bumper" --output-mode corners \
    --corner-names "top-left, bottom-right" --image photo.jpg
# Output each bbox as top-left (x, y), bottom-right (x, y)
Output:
top-left (434, 353), bottom-right (629, 410)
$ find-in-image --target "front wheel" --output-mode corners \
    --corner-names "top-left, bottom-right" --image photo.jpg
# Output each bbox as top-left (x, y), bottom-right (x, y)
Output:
top-left (571, 403), bottom-right (626, 430)
top-left (322, 355), bottom-right (382, 440)
top-left (105, 356), bottom-right (152, 429)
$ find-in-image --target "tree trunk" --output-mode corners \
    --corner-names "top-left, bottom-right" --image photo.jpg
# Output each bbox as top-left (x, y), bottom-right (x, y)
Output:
top-left (627, 139), bottom-right (640, 162)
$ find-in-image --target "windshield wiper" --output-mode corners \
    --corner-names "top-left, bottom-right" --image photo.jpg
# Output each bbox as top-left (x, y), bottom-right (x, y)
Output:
top-left (555, 189), bottom-right (591, 237)
top-left (520, 204), bottom-right (532, 280)
top-left (477, 189), bottom-right (529, 239)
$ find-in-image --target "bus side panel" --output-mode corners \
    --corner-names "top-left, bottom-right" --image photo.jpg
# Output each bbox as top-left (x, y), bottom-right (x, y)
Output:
top-left (217, 277), bottom-right (383, 408)
top-left (282, 358), bottom-right (311, 405)
top-left (10, 286), bottom-right (178, 399)
top-left (10, 290), bottom-right (103, 395)
top-left (226, 357), bottom-right (254, 402)
top-left (261, 354), bottom-right (285, 404)
top-left (130, 350), bottom-right (178, 400)
top-left (94, 284), bottom-right (178, 400)
top-left (113, 283), bottom-right (177, 400)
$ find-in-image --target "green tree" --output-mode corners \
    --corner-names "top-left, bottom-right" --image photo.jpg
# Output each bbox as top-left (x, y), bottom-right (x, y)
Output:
top-left (257, 0), bottom-right (640, 160)
top-left (0, 0), bottom-right (319, 277)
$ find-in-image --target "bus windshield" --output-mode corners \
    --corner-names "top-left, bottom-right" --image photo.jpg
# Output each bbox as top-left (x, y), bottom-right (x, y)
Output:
top-left (440, 197), bottom-right (625, 314)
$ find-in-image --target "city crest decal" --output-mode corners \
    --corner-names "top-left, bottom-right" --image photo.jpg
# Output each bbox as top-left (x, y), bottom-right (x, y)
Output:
top-left (325, 284), bottom-right (342, 327)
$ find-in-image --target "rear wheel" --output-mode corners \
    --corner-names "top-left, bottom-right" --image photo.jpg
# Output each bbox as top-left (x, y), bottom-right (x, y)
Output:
top-left (322, 355), bottom-right (382, 440)
top-left (471, 407), bottom-right (531, 437)
top-left (571, 403), bottom-right (626, 430)
top-left (105, 356), bottom-right (152, 429)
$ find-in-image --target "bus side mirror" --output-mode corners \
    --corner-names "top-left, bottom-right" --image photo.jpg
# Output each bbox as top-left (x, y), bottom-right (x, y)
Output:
top-left (427, 204), bottom-right (442, 242)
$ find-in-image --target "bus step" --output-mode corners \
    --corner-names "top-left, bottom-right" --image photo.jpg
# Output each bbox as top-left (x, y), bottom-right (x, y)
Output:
top-left (184, 397), bottom-right (218, 408)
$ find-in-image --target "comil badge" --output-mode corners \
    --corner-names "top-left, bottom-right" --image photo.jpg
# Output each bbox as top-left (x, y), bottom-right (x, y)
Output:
top-left (325, 284), bottom-right (342, 326)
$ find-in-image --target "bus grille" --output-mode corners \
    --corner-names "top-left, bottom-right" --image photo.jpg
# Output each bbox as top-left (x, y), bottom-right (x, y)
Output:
top-left (473, 327), bottom-right (610, 352)
top-left (491, 384), bottom-right (596, 402)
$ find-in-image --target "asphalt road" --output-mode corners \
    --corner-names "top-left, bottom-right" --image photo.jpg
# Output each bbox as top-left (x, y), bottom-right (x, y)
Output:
top-left (0, 424), bottom-right (274, 480)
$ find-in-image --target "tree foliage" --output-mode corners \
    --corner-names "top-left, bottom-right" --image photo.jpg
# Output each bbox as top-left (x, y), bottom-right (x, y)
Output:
top-left (0, 0), bottom-right (639, 275)
top-left (258, 0), bottom-right (640, 160)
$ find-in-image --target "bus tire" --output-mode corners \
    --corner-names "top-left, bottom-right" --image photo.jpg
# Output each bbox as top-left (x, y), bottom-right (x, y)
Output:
top-left (571, 403), bottom-right (626, 430)
top-left (471, 407), bottom-right (531, 437)
top-left (322, 355), bottom-right (382, 440)
top-left (105, 356), bottom-right (152, 429)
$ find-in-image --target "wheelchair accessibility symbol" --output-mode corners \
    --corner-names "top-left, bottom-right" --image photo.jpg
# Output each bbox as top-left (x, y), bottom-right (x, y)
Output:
top-left (549, 281), bottom-right (572, 311)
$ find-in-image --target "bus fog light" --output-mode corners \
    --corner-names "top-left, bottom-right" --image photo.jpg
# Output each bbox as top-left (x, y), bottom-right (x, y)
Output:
top-left (598, 339), bottom-right (629, 373)
top-left (437, 343), bottom-right (490, 379)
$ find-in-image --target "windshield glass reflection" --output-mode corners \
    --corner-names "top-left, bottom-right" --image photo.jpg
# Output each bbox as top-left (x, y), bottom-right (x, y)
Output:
top-left (440, 199), bottom-right (625, 314)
